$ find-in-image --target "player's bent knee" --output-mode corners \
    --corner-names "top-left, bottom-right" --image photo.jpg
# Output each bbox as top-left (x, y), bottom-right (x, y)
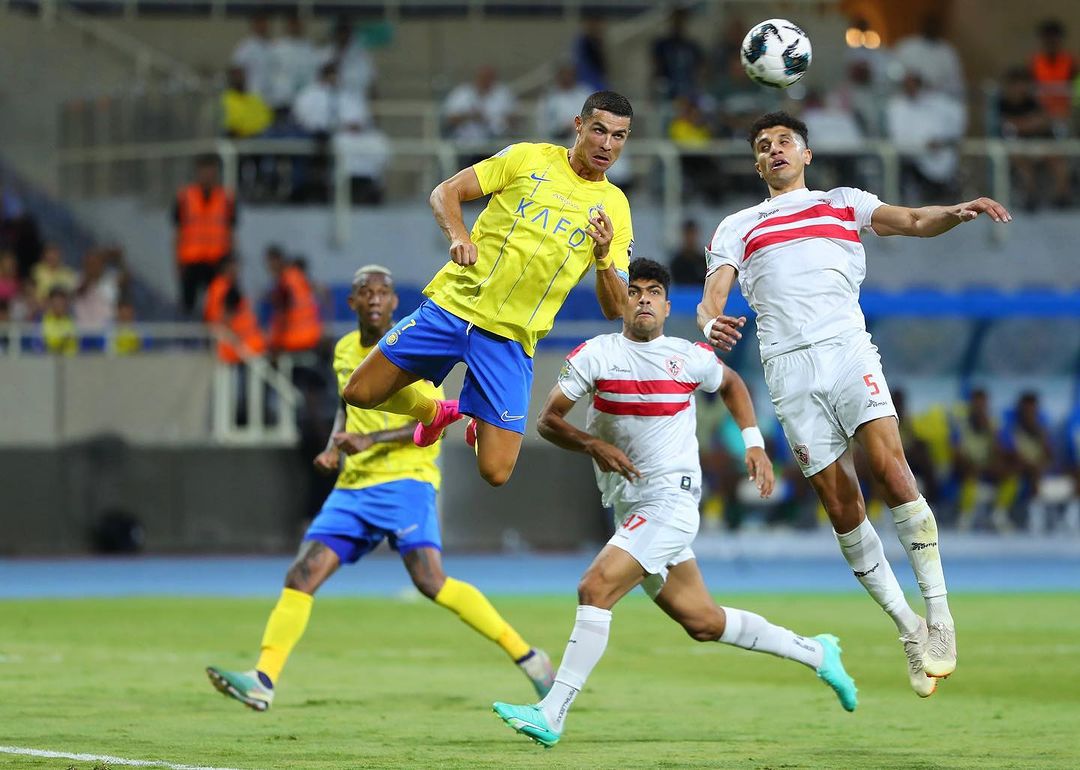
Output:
top-left (412, 573), bottom-right (446, 599)
top-left (683, 614), bottom-right (724, 643)
top-left (477, 459), bottom-right (514, 487)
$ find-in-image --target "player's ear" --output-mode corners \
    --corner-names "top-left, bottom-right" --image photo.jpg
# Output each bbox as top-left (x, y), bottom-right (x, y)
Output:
top-left (389, 293), bottom-right (399, 313)
top-left (346, 290), bottom-right (358, 312)
top-left (755, 159), bottom-right (764, 178)
top-left (804, 146), bottom-right (813, 166)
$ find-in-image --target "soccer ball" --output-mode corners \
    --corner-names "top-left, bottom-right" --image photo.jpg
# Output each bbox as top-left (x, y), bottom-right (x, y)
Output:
top-left (740, 19), bottom-right (812, 89)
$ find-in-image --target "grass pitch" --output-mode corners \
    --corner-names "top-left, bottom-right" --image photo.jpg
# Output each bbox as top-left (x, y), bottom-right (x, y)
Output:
top-left (1, 593), bottom-right (1078, 769)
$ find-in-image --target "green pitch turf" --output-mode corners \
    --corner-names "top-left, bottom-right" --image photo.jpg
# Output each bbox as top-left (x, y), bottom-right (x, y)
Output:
top-left (1, 593), bottom-right (1078, 769)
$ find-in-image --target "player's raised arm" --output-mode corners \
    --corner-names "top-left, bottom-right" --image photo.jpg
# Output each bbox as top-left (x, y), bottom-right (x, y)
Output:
top-left (697, 265), bottom-right (746, 352)
top-left (717, 366), bottom-right (775, 499)
top-left (537, 384), bottom-right (641, 481)
top-left (588, 209), bottom-right (628, 320)
top-left (429, 166), bottom-right (486, 266)
top-left (870, 197), bottom-right (1012, 238)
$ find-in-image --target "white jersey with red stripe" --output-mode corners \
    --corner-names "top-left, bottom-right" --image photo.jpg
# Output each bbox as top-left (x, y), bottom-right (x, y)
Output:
top-left (706, 186), bottom-right (885, 361)
top-left (557, 332), bottom-right (725, 529)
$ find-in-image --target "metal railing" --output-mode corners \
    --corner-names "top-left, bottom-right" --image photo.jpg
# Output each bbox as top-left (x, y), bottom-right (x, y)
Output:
top-left (0, 321), bottom-right (301, 445)
top-left (57, 134), bottom-right (1080, 249)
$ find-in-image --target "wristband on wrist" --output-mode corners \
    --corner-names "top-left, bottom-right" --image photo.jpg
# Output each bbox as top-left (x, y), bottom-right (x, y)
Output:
top-left (702, 318), bottom-right (716, 341)
top-left (595, 255), bottom-right (613, 271)
top-left (741, 426), bottom-right (765, 450)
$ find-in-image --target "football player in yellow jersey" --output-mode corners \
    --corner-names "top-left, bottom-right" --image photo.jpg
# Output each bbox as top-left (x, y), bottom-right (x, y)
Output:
top-left (207, 265), bottom-right (554, 712)
top-left (343, 91), bottom-right (635, 487)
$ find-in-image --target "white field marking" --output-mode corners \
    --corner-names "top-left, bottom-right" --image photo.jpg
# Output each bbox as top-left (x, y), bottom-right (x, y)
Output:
top-left (0, 745), bottom-right (256, 770)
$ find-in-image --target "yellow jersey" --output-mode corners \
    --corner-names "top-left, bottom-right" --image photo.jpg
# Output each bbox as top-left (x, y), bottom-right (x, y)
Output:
top-left (332, 330), bottom-right (442, 491)
top-left (423, 142), bottom-right (634, 356)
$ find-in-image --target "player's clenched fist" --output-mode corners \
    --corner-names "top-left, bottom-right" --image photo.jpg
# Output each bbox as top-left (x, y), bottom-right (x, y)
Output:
top-left (312, 449), bottom-right (340, 474)
top-left (449, 237), bottom-right (478, 267)
top-left (745, 447), bottom-right (775, 499)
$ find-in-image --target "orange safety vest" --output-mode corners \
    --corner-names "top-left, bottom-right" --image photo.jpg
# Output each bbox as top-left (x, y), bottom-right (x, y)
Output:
top-left (269, 265), bottom-right (322, 352)
top-left (176, 184), bottom-right (234, 265)
top-left (1031, 51), bottom-right (1077, 118)
top-left (204, 274), bottom-right (266, 364)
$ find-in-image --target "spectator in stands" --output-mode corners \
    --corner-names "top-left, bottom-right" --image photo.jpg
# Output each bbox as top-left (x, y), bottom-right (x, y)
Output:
top-left (112, 298), bottom-right (142, 356)
top-left (268, 13), bottom-right (320, 119)
top-left (669, 219), bottom-right (706, 286)
top-left (1030, 19), bottom-right (1077, 133)
top-left (266, 246), bottom-right (322, 355)
top-left (319, 18), bottom-right (376, 104)
top-left (952, 388), bottom-right (1012, 532)
top-left (998, 66), bottom-right (1071, 209)
top-left (668, 97), bottom-right (724, 202)
top-left (535, 62), bottom-right (593, 141)
top-left (0, 180), bottom-right (42, 280)
top-left (174, 154), bottom-right (237, 316)
top-left (0, 250), bottom-right (18, 305)
top-left (572, 14), bottom-right (608, 92)
top-left (800, 89), bottom-right (865, 189)
top-left (205, 256), bottom-right (266, 364)
top-left (886, 71), bottom-right (966, 203)
top-left (443, 65), bottom-right (516, 143)
top-left (292, 62), bottom-right (390, 204)
top-left (41, 287), bottom-right (76, 355)
top-left (833, 60), bottom-right (884, 138)
top-left (1001, 391), bottom-right (1059, 530)
top-left (73, 248), bottom-right (119, 331)
top-left (222, 66), bottom-right (273, 139)
top-left (231, 14), bottom-right (275, 104)
top-left (651, 7), bottom-right (705, 102)
top-left (31, 243), bottom-right (78, 301)
top-left (893, 15), bottom-right (965, 99)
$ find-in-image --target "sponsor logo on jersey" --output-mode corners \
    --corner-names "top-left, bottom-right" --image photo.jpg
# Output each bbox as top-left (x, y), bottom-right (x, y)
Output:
top-left (681, 476), bottom-right (692, 490)
top-left (758, 208), bottom-right (780, 220)
top-left (559, 361), bottom-right (571, 381)
top-left (609, 364), bottom-right (632, 374)
top-left (500, 410), bottom-right (525, 422)
top-left (514, 198), bottom-right (590, 248)
top-left (866, 398), bottom-right (888, 408)
top-left (665, 356), bottom-right (685, 378)
top-left (793, 443), bottom-right (810, 466)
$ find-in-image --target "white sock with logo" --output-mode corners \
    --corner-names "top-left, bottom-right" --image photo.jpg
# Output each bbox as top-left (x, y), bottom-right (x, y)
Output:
top-left (836, 517), bottom-right (920, 636)
top-left (891, 496), bottom-right (953, 628)
top-left (538, 605), bottom-right (611, 733)
top-left (719, 606), bottom-right (824, 669)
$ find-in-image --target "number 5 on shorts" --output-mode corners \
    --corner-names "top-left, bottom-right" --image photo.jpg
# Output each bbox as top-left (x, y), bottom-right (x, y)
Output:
top-left (623, 514), bottom-right (647, 531)
top-left (863, 373), bottom-right (880, 396)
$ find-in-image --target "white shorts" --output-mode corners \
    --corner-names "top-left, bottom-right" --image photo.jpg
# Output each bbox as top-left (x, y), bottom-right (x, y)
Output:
top-left (763, 331), bottom-right (897, 477)
top-left (608, 497), bottom-right (697, 599)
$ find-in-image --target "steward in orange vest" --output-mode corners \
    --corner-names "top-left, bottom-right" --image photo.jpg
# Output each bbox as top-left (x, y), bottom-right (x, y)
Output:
top-left (204, 258), bottom-right (266, 364)
top-left (266, 247), bottom-right (322, 353)
top-left (1031, 19), bottom-right (1079, 120)
top-left (174, 154), bottom-right (237, 316)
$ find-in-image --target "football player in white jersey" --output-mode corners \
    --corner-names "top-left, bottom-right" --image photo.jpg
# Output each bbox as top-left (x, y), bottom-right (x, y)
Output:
top-left (492, 258), bottom-right (858, 749)
top-left (698, 111), bottom-right (1012, 697)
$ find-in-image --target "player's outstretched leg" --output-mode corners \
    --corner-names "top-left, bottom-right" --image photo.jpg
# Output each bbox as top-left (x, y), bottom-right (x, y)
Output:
top-left (809, 453), bottom-right (932, 696)
top-left (890, 496), bottom-right (956, 678)
top-left (206, 541), bottom-right (335, 711)
top-left (493, 546), bottom-right (644, 747)
top-left (404, 548), bottom-right (554, 697)
top-left (653, 559), bottom-right (857, 711)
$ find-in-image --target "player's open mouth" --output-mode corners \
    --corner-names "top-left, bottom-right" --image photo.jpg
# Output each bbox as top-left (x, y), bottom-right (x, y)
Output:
top-left (770, 158), bottom-right (788, 170)
top-left (592, 155), bottom-right (610, 166)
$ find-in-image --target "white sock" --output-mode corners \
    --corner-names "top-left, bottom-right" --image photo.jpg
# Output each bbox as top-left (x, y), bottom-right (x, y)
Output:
top-left (538, 605), bottom-right (611, 733)
top-left (892, 496), bottom-right (953, 627)
top-left (836, 517), bottom-right (920, 636)
top-left (719, 606), bottom-right (824, 669)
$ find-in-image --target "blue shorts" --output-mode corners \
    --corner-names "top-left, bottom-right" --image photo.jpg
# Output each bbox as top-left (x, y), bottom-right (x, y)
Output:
top-left (378, 299), bottom-right (533, 434)
top-left (303, 480), bottom-right (440, 564)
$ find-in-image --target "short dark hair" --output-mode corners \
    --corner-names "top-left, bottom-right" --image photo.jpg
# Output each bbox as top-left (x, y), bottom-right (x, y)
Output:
top-left (580, 91), bottom-right (633, 123)
top-left (747, 111), bottom-right (809, 148)
top-left (628, 258), bottom-right (670, 297)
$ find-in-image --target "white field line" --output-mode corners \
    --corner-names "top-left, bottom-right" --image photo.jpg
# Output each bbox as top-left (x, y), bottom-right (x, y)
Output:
top-left (0, 745), bottom-right (257, 770)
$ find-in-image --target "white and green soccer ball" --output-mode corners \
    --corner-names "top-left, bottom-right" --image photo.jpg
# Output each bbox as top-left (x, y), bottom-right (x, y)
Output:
top-left (740, 18), bottom-right (813, 89)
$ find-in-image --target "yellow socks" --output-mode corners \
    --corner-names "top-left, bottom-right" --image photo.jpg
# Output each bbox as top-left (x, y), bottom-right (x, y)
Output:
top-left (255, 588), bottom-right (314, 684)
top-left (376, 384), bottom-right (438, 425)
top-left (435, 577), bottom-right (532, 661)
